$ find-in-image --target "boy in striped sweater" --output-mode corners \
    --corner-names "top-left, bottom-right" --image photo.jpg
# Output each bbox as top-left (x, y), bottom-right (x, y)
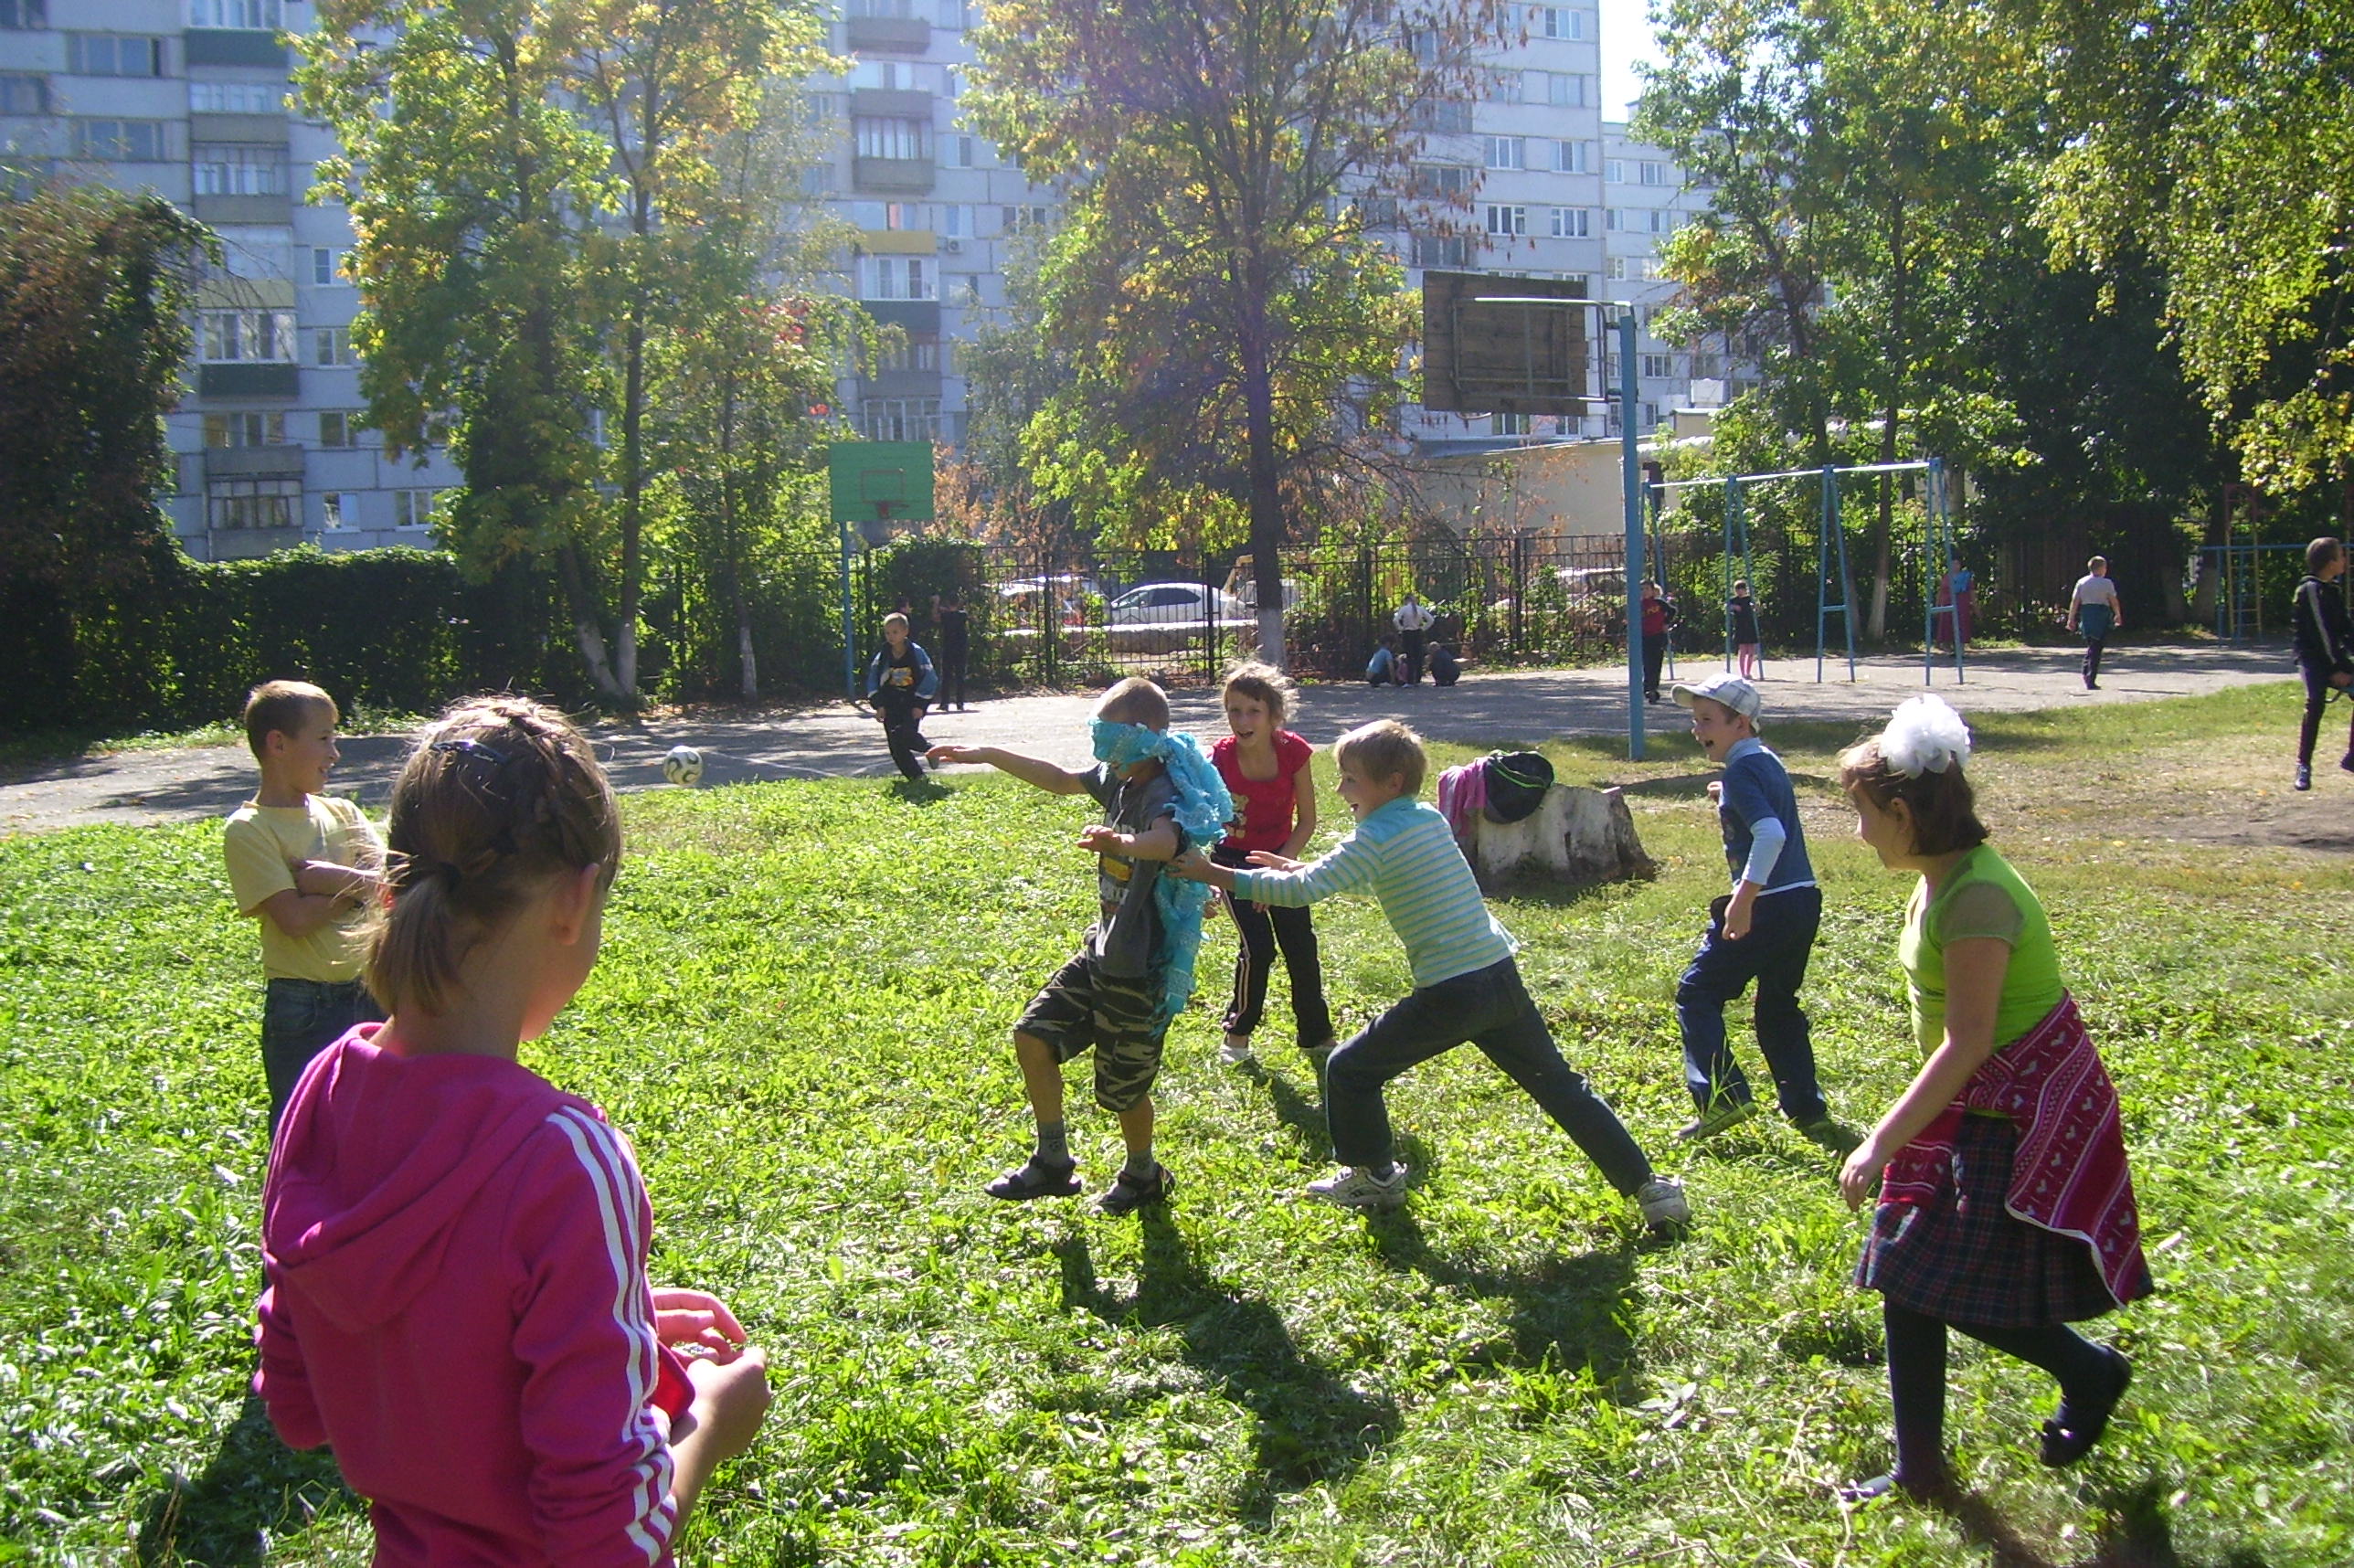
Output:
top-left (1172, 720), bottom-right (1689, 1227)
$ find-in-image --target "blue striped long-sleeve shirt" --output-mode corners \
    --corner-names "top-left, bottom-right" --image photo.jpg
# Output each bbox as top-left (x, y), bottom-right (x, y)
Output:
top-left (1232, 797), bottom-right (1516, 989)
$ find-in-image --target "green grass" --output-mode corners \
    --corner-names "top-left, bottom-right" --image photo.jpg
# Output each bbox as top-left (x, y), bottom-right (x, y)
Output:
top-left (3, 683), bottom-right (2349, 1565)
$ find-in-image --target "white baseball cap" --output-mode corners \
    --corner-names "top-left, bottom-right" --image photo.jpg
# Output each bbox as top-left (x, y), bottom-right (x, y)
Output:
top-left (1671, 673), bottom-right (1762, 722)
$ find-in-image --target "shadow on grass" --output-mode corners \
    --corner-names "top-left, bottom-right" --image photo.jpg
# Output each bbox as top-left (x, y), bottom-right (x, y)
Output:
top-left (1259, 1065), bottom-right (1329, 1159)
top-left (134, 1393), bottom-right (353, 1567)
top-left (1054, 1212), bottom-right (1400, 1527)
top-left (1365, 1209), bottom-right (1643, 1390)
top-left (1923, 1477), bottom-right (2274, 1568)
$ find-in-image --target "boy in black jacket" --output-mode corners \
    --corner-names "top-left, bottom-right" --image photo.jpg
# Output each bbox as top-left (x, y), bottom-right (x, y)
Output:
top-left (2292, 536), bottom-right (2354, 791)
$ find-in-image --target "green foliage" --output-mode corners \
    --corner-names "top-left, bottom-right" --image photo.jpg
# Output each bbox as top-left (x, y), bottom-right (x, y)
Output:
top-left (5, 686), bottom-right (2351, 1563)
top-left (0, 182), bottom-right (212, 735)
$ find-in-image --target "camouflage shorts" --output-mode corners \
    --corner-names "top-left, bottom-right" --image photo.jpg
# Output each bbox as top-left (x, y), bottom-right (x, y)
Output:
top-left (1015, 951), bottom-right (1167, 1114)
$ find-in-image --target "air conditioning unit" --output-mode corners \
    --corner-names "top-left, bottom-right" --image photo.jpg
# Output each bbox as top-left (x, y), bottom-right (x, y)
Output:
top-left (943, 238), bottom-right (963, 253)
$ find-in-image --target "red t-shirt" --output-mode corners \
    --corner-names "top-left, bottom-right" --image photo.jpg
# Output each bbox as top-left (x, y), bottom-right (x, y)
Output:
top-left (1213, 730), bottom-right (1313, 857)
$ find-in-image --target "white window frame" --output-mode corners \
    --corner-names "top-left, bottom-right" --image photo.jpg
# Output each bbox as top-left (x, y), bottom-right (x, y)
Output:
top-left (68, 35), bottom-right (166, 76)
top-left (1549, 206), bottom-right (1590, 238)
top-left (857, 397), bottom-right (941, 441)
top-left (200, 308), bottom-right (297, 362)
top-left (188, 0), bottom-right (281, 26)
top-left (393, 488), bottom-right (444, 529)
top-left (190, 81), bottom-right (281, 113)
top-left (207, 476), bottom-right (302, 529)
top-left (193, 143), bottom-right (287, 196)
top-left (940, 133), bottom-right (975, 168)
top-left (75, 119), bottom-right (169, 161)
top-left (320, 491), bottom-right (358, 529)
top-left (1483, 135), bottom-right (1522, 171)
top-left (313, 324), bottom-right (357, 366)
top-left (1484, 203), bottom-right (1526, 237)
top-left (861, 255), bottom-right (935, 301)
top-left (311, 247), bottom-right (354, 284)
top-left (1539, 6), bottom-right (1590, 40)
top-left (853, 115), bottom-right (928, 162)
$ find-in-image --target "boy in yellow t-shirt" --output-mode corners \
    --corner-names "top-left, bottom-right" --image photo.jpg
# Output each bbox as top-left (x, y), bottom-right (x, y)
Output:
top-left (221, 681), bottom-right (385, 1140)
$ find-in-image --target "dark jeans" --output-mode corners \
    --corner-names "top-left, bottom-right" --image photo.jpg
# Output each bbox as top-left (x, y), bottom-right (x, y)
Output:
top-left (1675, 885), bottom-right (1826, 1121)
top-left (938, 642), bottom-right (968, 708)
top-left (1400, 628), bottom-right (1427, 683)
top-left (875, 694), bottom-right (929, 781)
top-left (2079, 605), bottom-right (2113, 686)
top-left (2298, 667), bottom-right (2354, 765)
top-left (1325, 957), bottom-right (1653, 1194)
top-left (1222, 894), bottom-right (1333, 1048)
top-left (1641, 633), bottom-right (1668, 698)
top-left (262, 977), bottom-right (383, 1140)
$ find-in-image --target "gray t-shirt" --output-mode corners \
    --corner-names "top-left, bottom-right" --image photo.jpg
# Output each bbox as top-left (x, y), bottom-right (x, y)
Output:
top-left (1084, 762), bottom-right (1182, 978)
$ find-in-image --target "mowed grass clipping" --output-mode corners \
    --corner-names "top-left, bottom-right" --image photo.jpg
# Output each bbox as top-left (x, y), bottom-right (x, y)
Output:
top-left (2, 681), bottom-right (2349, 1566)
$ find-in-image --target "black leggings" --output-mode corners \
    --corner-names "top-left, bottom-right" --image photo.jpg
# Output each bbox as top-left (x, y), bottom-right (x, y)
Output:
top-left (2298, 668), bottom-right (2354, 766)
top-left (1223, 895), bottom-right (1333, 1047)
top-left (1882, 1300), bottom-right (2113, 1484)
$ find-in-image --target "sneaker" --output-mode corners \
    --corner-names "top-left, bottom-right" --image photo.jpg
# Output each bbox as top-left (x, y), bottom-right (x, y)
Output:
top-left (1097, 1162), bottom-right (1173, 1217)
top-left (1306, 1163), bottom-right (1410, 1211)
top-left (1636, 1176), bottom-right (1691, 1229)
top-left (2340, 752), bottom-right (2354, 774)
top-left (1676, 1098), bottom-right (1758, 1141)
top-left (1218, 1033), bottom-right (1256, 1066)
top-left (2296, 762), bottom-right (2314, 791)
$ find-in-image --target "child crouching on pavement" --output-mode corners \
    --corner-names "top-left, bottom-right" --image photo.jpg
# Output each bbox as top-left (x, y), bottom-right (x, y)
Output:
top-left (1172, 719), bottom-right (1690, 1228)
top-left (928, 678), bottom-right (1232, 1215)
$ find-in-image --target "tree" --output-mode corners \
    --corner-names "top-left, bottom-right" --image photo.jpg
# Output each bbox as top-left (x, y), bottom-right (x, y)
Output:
top-left (0, 182), bottom-right (210, 731)
top-left (966, 0), bottom-right (1511, 665)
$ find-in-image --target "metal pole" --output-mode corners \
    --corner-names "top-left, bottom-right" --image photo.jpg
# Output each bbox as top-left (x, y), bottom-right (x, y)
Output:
top-left (1723, 477), bottom-right (1738, 672)
top-left (1620, 311), bottom-right (1646, 759)
top-left (840, 517), bottom-right (857, 699)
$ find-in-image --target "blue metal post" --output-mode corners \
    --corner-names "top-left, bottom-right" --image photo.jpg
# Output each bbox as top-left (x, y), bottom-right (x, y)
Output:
top-left (1723, 478), bottom-right (1739, 671)
top-left (840, 518), bottom-right (858, 698)
top-left (1815, 465), bottom-right (1858, 682)
top-left (1923, 457), bottom-right (1966, 684)
top-left (1619, 311), bottom-right (1645, 759)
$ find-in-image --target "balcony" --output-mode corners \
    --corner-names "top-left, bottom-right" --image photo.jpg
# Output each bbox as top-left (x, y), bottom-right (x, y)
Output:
top-left (845, 15), bottom-right (928, 52)
top-left (207, 527), bottom-right (301, 559)
top-left (203, 444), bottom-right (306, 479)
top-left (860, 368), bottom-right (943, 399)
top-left (198, 363), bottom-right (299, 397)
top-left (853, 156), bottom-right (933, 194)
top-left (189, 112), bottom-right (288, 144)
top-left (194, 193), bottom-right (292, 225)
top-left (851, 88), bottom-right (933, 120)
top-left (184, 29), bottom-right (288, 67)
top-left (858, 300), bottom-right (939, 335)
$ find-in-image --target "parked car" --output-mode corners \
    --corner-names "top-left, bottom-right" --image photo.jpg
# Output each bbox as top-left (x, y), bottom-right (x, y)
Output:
top-left (991, 575), bottom-right (1103, 625)
top-left (1106, 582), bottom-right (1248, 625)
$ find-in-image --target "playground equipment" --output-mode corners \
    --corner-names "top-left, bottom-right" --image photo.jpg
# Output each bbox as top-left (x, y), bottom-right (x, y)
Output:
top-left (1653, 457), bottom-right (1965, 685)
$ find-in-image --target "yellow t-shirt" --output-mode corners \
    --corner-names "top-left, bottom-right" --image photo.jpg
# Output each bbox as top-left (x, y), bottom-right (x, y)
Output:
top-left (222, 794), bottom-right (384, 982)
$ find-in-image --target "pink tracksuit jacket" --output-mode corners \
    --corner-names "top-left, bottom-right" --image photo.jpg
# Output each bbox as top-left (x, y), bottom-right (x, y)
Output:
top-left (256, 1024), bottom-right (694, 1566)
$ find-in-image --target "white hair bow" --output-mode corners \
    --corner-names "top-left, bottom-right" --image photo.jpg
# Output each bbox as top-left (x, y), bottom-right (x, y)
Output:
top-left (1881, 695), bottom-right (1972, 778)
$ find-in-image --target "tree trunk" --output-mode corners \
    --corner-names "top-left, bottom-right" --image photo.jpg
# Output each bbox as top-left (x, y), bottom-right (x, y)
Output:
top-left (1239, 284), bottom-right (1288, 671)
top-left (1868, 198), bottom-right (1908, 644)
top-left (555, 538), bottom-right (626, 698)
top-left (618, 310), bottom-right (645, 697)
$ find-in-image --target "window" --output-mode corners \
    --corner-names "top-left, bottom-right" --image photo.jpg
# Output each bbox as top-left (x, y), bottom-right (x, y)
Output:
top-left (853, 116), bottom-right (927, 161)
top-left (1644, 208), bottom-right (1675, 234)
top-left (1411, 100), bottom-right (1471, 134)
top-left (203, 411), bottom-right (286, 447)
top-left (1552, 139), bottom-right (1592, 174)
top-left (0, 0), bottom-right (47, 26)
top-left (1606, 255), bottom-right (1628, 280)
top-left (1605, 207), bottom-right (1621, 230)
top-left (1489, 69), bottom-right (1520, 103)
top-left (1492, 412), bottom-right (1528, 435)
top-left (861, 255), bottom-right (934, 301)
top-left (857, 397), bottom-right (940, 441)
top-left (1533, 71), bottom-right (1592, 107)
top-left (194, 143), bottom-right (287, 196)
top-left (844, 0), bottom-right (917, 14)
top-left (940, 133), bottom-right (975, 168)
top-left (1413, 235), bottom-right (1470, 269)
top-left (1549, 206), bottom-right (1590, 238)
top-left (68, 35), bottom-right (164, 75)
top-left (1483, 135), bottom-right (1522, 171)
top-left (318, 409), bottom-right (364, 446)
top-left (75, 120), bottom-right (168, 160)
top-left (321, 492), bottom-right (357, 529)
top-left (1641, 354), bottom-right (1673, 379)
top-left (1539, 6), bottom-right (1590, 39)
top-left (311, 247), bottom-right (354, 284)
top-left (871, 337), bottom-right (941, 374)
top-left (208, 476), bottom-right (301, 529)
top-left (1484, 204), bottom-right (1525, 237)
top-left (1691, 352), bottom-right (1723, 378)
top-left (191, 81), bottom-right (284, 113)
top-left (313, 324), bottom-right (356, 365)
top-left (1606, 158), bottom-right (1625, 182)
top-left (201, 309), bottom-right (296, 360)
top-left (1001, 203), bottom-right (1049, 233)
top-left (937, 0), bottom-right (969, 26)
top-left (188, 0), bottom-right (281, 26)
top-left (1641, 401), bottom-right (1659, 429)
top-left (0, 74), bottom-right (42, 113)
top-left (1638, 160), bottom-right (1670, 186)
top-left (393, 489), bottom-right (444, 528)
top-left (936, 202), bottom-right (969, 237)
top-left (1414, 163), bottom-right (1472, 196)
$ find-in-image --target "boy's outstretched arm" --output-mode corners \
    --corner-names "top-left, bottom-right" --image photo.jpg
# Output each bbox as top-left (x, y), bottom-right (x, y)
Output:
top-left (925, 745), bottom-right (1091, 795)
top-left (1078, 815), bottom-right (1179, 862)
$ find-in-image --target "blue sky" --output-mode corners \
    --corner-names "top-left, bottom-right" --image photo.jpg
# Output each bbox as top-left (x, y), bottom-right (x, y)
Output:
top-left (1597, 0), bottom-right (1653, 121)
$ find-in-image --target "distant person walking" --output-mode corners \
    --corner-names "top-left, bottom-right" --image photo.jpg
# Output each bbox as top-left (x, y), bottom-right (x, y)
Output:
top-left (933, 589), bottom-right (971, 711)
top-left (1727, 579), bottom-right (1762, 680)
top-left (1638, 581), bottom-right (1678, 703)
top-left (2290, 536), bottom-right (2354, 791)
top-left (1394, 592), bottom-right (1437, 685)
top-left (2066, 557), bottom-right (2120, 690)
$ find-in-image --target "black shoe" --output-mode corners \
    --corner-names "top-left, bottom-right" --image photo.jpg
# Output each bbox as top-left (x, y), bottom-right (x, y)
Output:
top-left (2340, 752), bottom-right (2354, 774)
top-left (985, 1158), bottom-right (1082, 1202)
top-left (2297, 762), bottom-right (2314, 790)
top-left (2040, 1346), bottom-right (2130, 1467)
top-left (1838, 1468), bottom-right (1954, 1505)
top-left (1097, 1162), bottom-right (1173, 1216)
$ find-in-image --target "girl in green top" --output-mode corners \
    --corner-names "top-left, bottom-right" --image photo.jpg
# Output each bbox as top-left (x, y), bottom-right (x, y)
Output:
top-left (1831, 696), bottom-right (2143, 1504)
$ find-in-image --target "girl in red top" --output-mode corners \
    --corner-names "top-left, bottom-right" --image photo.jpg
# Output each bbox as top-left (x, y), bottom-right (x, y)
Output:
top-left (1210, 663), bottom-right (1337, 1065)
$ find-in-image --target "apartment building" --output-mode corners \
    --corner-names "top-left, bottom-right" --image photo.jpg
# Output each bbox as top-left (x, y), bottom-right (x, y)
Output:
top-left (1601, 119), bottom-right (1753, 430)
top-left (0, 0), bottom-right (463, 560)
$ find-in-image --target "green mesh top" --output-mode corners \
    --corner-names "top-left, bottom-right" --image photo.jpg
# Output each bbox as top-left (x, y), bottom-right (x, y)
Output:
top-left (1896, 844), bottom-right (2064, 1060)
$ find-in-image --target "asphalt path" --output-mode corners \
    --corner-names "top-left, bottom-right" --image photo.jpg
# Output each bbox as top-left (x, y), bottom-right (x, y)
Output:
top-left (0, 642), bottom-right (2301, 835)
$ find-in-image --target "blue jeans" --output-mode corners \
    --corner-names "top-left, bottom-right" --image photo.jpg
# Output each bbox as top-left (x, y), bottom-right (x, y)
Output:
top-left (1325, 957), bottom-right (1653, 1195)
top-left (262, 978), bottom-right (383, 1140)
top-left (1675, 885), bottom-right (1825, 1120)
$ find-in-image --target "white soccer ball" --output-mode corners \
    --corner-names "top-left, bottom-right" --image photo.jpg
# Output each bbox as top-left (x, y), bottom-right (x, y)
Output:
top-left (662, 745), bottom-right (705, 788)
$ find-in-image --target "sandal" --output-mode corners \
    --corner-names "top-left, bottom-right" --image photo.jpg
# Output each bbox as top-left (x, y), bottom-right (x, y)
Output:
top-left (2041, 1346), bottom-right (2131, 1467)
top-left (984, 1158), bottom-right (1081, 1202)
top-left (1836, 1468), bottom-right (1952, 1505)
top-left (1097, 1162), bottom-right (1173, 1217)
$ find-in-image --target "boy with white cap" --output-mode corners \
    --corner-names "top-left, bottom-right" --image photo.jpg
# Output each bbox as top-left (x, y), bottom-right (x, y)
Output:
top-left (1670, 673), bottom-right (1839, 1143)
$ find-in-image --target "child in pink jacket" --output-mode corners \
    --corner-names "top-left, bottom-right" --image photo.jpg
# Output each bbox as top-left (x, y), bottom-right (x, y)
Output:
top-left (256, 697), bottom-right (770, 1565)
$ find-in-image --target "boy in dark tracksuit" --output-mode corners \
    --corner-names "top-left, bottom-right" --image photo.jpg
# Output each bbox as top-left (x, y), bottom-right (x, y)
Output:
top-left (1670, 673), bottom-right (1836, 1143)
top-left (865, 612), bottom-right (938, 783)
top-left (2292, 536), bottom-right (2354, 791)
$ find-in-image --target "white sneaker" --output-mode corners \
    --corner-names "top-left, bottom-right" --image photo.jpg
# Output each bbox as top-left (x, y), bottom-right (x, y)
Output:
top-left (1307, 1163), bottom-right (1410, 1211)
top-left (1218, 1034), bottom-right (1256, 1066)
top-left (1636, 1176), bottom-right (1691, 1230)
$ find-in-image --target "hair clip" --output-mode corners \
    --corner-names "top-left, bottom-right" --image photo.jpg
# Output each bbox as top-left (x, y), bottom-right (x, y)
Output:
top-left (429, 737), bottom-right (508, 764)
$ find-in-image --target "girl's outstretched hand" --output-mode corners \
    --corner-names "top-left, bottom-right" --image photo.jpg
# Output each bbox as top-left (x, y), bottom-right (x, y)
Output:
top-left (653, 1287), bottom-right (748, 1360)
top-left (1245, 851), bottom-right (1302, 872)
top-left (1838, 1139), bottom-right (1884, 1212)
